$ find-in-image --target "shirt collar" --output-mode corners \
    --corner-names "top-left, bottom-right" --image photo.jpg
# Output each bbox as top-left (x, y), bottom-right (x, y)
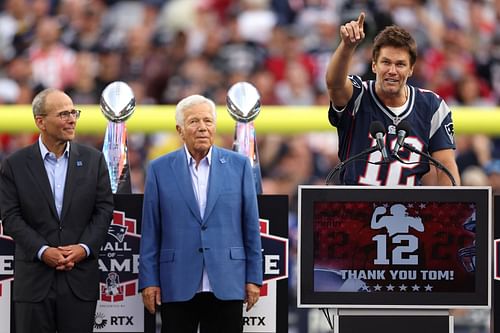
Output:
top-left (38, 136), bottom-right (70, 159)
top-left (183, 144), bottom-right (212, 166)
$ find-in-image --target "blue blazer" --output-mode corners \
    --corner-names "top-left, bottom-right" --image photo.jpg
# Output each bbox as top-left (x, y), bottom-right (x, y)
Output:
top-left (139, 145), bottom-right (262, 302)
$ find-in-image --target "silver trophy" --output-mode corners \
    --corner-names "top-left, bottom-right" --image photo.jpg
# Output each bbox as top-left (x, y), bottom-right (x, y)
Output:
top-left (100, 81), bottom-right (135, 194)
top-left (226, 82), bottom-right (263, 194)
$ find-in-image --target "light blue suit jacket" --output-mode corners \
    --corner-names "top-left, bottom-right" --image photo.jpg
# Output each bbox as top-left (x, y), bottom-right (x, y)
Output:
top-left (139, 145), bottom-right (263, 302)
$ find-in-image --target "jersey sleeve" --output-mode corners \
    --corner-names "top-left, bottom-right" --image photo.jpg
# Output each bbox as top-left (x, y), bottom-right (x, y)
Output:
top-left (428, 99), bottom-right (456, 153)
top-left (328, 75), bottom-right (365, 127)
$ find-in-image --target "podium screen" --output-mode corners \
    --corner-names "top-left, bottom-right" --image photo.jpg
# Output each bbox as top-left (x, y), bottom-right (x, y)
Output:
top-left (298, 186), bottom-right (491, 308)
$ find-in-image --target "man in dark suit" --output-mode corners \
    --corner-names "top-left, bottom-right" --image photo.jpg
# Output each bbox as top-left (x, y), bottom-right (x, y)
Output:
top-left (139, 94), bottom-right (263, 333)
top-left (0, 88), bottom-right (114, 333)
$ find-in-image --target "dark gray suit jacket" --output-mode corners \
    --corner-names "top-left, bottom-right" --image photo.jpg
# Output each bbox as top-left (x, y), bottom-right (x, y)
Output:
top-left (0, 142), bottom-right (113, 302)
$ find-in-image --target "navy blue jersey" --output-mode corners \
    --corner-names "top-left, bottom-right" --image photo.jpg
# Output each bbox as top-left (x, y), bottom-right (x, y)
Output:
top-left (328, 75), bottom-right (456, 186)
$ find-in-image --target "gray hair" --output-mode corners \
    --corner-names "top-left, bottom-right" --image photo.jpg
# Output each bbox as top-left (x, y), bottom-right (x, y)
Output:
top-left (175, 94), bottom-right (216, 126)
top-left (32, 88), bottom-right (58, 117)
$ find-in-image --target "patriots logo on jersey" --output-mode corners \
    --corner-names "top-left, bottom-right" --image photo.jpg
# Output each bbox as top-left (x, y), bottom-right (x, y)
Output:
top-left (445, 123), bottom-right (454, 144)
top-left (348, 75), bottom-right (361, 89)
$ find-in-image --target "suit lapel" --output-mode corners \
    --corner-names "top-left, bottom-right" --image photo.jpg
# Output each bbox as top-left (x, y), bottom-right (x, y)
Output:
top-left (172, 149), bottom-right (202, 223)
top-left (60, 143), bottom-right (79, 222)
top-left (203, 146), bottom-right (223, 221)
top-left (26, 143), bottom-right (59, 220)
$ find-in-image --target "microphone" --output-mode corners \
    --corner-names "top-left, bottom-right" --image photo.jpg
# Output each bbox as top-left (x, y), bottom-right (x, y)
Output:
top-left (392, 120), bottom-right (411, 157)
top-left (402, 143), bottom-right (457, 186)
top-left (369, 121), bottom-right (390, 162)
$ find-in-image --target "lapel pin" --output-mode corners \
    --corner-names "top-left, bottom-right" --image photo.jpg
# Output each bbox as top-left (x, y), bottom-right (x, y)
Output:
top-left (219, 157), bottom-right (226, 164)
top-left (76, 160), bottom-right (83, 167)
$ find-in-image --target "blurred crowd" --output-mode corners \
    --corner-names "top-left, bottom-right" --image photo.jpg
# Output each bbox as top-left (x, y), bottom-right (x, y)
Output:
top-left (0, 0), bottom-right (498, 331)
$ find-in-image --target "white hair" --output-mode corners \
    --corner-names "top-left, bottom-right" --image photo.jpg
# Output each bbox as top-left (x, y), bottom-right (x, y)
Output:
top-left (175, 94), bottom-right (216, 126)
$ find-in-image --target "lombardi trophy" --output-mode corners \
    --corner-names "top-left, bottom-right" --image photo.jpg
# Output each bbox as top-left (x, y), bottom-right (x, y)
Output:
top-left (226, 82), bottom-right (263, 194)
top-left (100, 81), bottom-right (135, 194)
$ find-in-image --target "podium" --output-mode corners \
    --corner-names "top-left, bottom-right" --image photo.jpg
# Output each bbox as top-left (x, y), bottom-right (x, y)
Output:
top-left (325, 309), bottom-right (451, 333)
top-left (297, 186), bottom-right (492, 333)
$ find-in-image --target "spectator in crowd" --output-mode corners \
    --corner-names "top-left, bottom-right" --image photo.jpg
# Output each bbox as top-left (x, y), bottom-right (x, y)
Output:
top-left (29, 16), bottom-right (77, 91)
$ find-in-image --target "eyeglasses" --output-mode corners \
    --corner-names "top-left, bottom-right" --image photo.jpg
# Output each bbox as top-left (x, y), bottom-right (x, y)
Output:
top-left (40, 109), bottom-right (81, 121)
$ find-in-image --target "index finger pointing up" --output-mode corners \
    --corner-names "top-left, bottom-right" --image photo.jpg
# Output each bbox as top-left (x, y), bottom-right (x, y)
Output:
top-left (357, 12), bottom-right (365, 29)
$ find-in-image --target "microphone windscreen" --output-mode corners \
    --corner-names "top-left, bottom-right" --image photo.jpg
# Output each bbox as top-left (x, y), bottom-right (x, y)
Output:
top-left (396, 120), bottom-right (411, 137)
top-left (369, 121), bottom-right (386, 138)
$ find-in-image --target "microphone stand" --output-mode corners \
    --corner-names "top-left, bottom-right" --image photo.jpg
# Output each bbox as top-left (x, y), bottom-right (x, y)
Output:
top-left (325, 146), bottom-right (379, 185)
top-left (402, 143), bottom-right (457, 186)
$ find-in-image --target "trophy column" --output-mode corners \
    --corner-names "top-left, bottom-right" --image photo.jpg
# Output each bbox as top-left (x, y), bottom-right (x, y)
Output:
top-left (226, 82), bottom-right (263, 194)
top-left (100, 81), bottom-right (136, 194)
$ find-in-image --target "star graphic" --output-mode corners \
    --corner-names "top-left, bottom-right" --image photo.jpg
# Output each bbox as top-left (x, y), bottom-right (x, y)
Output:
top-left (373, 284), bottom-right (382, 291)
top-left (412, 285), bottom-right (420, 291)
top-left (399, 284), bottom-right (408, 291)
top-left (387, 284), bottom-right (395, 291)
top-left (362, 285), bottom-right (370, 292)
top-left (419, 203), bottom-right (427, 209)
top-left (424, 284), bottom-right (433, 292)
top-left (408, 203), bottom-right (414, 208)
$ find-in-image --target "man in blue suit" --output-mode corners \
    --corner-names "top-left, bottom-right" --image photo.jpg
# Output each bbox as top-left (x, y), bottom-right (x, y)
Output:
top-left (139, 94), bottom-right (263, 333)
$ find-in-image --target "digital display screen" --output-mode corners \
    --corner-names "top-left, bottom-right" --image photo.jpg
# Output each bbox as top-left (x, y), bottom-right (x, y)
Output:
top-left (298, 186), bottom-right (491, 308)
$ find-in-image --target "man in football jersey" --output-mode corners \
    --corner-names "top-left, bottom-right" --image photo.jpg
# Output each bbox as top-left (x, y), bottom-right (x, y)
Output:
top-left (325, 12), bottom-right (460, 186)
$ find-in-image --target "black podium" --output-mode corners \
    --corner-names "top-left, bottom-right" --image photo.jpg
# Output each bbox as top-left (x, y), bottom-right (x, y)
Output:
top-left (297, 186), bottom-right (491, 333)
top-left (336, 309), bottom-right (450, 333)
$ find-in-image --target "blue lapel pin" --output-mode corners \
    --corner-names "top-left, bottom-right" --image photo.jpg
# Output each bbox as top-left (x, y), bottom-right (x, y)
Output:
top-left (76, 160), bottom-right (83, 167)
top-left (219, 157), bottom-right (226, 164)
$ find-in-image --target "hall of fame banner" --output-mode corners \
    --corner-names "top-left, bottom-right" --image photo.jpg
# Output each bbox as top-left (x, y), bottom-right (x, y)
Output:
top-left (313, 201), bottom-right (476, 294)
top-left (243, 219), bottom-right (288, 332)
top-left (93, 194), bottom-right (153, 333)
top-left (0, 218), bottom-right (14, 333)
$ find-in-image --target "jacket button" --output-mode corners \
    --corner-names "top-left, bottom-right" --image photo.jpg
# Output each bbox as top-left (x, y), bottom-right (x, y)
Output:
top-left (59, 226), bottom-right (63, 231)
top-left (198, 248), bottom-right (203, 253)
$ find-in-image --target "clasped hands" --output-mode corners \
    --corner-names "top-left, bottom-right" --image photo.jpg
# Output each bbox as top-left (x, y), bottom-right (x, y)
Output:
top-left (41, 245), bottom-right (86, 271)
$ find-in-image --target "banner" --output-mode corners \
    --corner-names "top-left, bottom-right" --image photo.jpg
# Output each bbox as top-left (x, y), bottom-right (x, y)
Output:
top-left (94, 194), bottom-right (155, 333)
top-left (299, 186), bottom-right (490, 308)
top-left (313, 200), bottom-right (475, 293)
top-left (494, 195), bottom-right (499, 333)
top-left (243, 219), bottom-right (288, 332)
top-left (0, 219), bottom-right (14, 333)
top-left (244, 195), bottom-right (288, 333)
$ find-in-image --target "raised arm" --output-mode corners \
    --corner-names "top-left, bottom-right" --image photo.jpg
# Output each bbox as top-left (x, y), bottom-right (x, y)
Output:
top-left (325, 12), bottom-right (365, 108)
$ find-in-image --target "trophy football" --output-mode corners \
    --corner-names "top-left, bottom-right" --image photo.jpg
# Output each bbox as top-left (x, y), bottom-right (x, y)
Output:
top-left (100, 81), bottom-right (135, 194)
top-left (226, 82), bottom-right (263, 194)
